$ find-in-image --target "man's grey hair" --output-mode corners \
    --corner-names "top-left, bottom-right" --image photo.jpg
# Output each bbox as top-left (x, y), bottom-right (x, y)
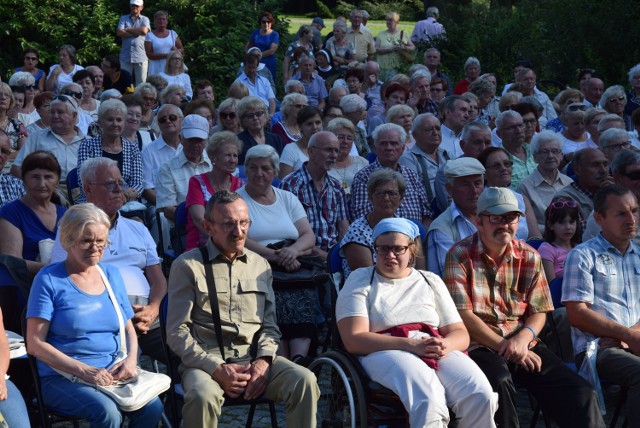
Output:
top-left (100, 88), bottom-right (122, 102)
top-left (496, 110), bottom-right (522, 131)
top-left (599, 128), bottom-right (630, 149)
top-left (461, 121), bottom-right (491, 142)
top-left (80, 157), bottom-right (119, 185)
top-left (372, 123), bottom-right (406, 145)
top-left (204, 190), bottom-right (243, 221)
top-left (530, 130), bottom-right (564, 154)
top-left (339, 94), bottom-right (367, 114)
top-left (285, 79), bottom-right (304, 93)
top-left (611, 149), bottom-right (640, 175)
top-left (410, 71), bottom-right (432, 87)
top-left (412, 113), bottom-right (440, 133)
top-left (408, 64), bottom-right (429, 78)
top-left (597, 113), bottom-right (625, 133)
top-left (426, 7), bottom-right (439, 18)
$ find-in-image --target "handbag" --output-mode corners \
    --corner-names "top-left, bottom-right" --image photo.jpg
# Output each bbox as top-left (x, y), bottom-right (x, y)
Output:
top-left (265, 240), bottom-right (329, 289)
top-left (54, 266), bottom-right (170, 412)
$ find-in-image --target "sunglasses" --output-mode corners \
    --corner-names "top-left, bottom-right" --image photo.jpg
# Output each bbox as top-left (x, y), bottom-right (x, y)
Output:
top-left (62, 89), bottom-right (82, 100)
top-left (21, 84), bottom-right (37, 91)
top-left (608, 96), bottom-right (625, 103)
top-left (244, 111), bottom-right (265, 119)
top-left (53, 95), bottom-right (76, 109)
top-left (219, 111), bottom-right (237, 120)
top-left (158, 114), bottom-right (179, 124)
top-left (567, 104), bottom-right (587, 112)
top-left (547, 200), bottom-right (579, 218)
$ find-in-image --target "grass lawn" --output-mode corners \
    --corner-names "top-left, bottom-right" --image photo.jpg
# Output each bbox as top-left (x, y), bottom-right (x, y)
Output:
top-left (284, 16), bottom-right (416, 38)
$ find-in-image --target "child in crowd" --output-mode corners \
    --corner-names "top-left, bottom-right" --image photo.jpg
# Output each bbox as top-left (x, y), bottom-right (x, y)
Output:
top-left (539, 198), bottom-right (581, 282)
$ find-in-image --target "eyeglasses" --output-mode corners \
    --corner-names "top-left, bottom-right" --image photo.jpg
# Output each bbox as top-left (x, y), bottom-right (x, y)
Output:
top-left (336, 134), bottom-right (354, 142)
top-left (480, 213), bottom-right (520, 225)
top-left (158, 114), bottom-right (179, 124)
top-left (244, 111), bottom-right (265, 119)
top-left (373, 190), bottom-right (401, 200)
top-left (76, 239), bottom-right (110, 250)
top-left (62, 89), bottom-right (82, 100)
top-left (375, 245), bottom-right (410, 256)
top-left (90, 180), bottom-right (125, 192)
top-left (487, 160), bottom-right (513, 169)
top-left (608, 96), bottom-right (625, 104)
top-left (214, 219), bottom-right (252, 232)
top-left (602, 141), bottom-right (631, 151)
top-left (220, 111), bottom-right (237, 120)
top-left (24, 56), bottom-right (38, 61)
top-left (567, 104), bottom-right (588, 112)
top-left (623, 170), bottom-right (640, 181)
top-left (537, 149), bottom-right (562, 156)
top-left (21, 84), bottom-right (37, 91)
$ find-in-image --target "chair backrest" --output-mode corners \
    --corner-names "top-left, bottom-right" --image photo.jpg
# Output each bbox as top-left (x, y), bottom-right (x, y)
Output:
top-left (549, 276), bottom-right (564, 309)
top-left (66, 167), bottom-right (81, 205)
top-left (526, 238), bottom-right (544, 251)
top-left (175, 201), bottom-right (188, 226)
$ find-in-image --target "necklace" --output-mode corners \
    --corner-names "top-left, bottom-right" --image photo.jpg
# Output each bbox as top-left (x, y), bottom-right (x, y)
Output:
top-left (333, 156), bottom-right (352, 189)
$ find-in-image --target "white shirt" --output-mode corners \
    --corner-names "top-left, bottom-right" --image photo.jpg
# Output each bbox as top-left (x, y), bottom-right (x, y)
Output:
top-left (439, 124), bottom-right (462, 159)
top-left (50, 214), bottom-right (161, 297)
top-left (141, 135), bottom-right (181, 189)
top-left (156, 150), bottom-right (211, 208)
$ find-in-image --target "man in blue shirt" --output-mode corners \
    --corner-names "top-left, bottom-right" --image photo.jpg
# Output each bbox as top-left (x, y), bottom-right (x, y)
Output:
top-left (116, 0), bottom-right (150, 85)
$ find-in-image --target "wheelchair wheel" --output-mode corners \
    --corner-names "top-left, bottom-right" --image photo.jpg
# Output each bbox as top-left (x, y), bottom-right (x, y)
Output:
top-left (309, 351), bottom-right (367, 428)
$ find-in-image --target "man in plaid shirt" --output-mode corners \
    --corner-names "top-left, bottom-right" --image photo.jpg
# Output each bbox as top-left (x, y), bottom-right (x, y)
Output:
top-left (279, 131), bottom-right (349, 259)
top-left (444, 187), bottom-right (603, 428)
top-left (350, 123), bottom-right (433, 229)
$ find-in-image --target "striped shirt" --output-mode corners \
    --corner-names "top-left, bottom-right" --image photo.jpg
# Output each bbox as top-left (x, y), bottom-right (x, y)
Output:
top-left (279, 163), bottom-right (348, 251)
top-left (444, 233), bottom-right (553, 347)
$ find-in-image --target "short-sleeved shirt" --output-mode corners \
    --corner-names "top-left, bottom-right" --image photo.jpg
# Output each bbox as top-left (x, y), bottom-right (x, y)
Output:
top-left (279, 142), bottom-right (308, 170)
top-left (14, 128), bottom-right (86, 183)
top-left (234, 73), bottom-right (275, 110)
top-left (350, 160), bottom-right (432, 221)
top-left (158, 72), bottom-right (193, 99)
top-left (345, 27), bottom-right (376, 62)
top-left (50, 213), bottom-right (161, 297)
top-left (517, 168), bottom-right (573, 233)
top-left (443, 233), bottom-right (553, 348)
top-left (145, 30), bottom-right (180, 76)
top-left (290, 72), bottom-right (328, 107)
top-left (327, 156), bottom-right (369, 196)
top-left (102, 69), bottom-right (134, 95)
top-left (336, 267), bottom-right (461, 333)
top-left (562, 235), bottom-right (640, 355)
top-left (538, 242), bottom-right (570, 276)
top-left (500, 143), bottom-right (537, 190)
top-left (237, 131), bottom-right (285, 165)
top-left (279, 164), bottom-right (348, 251)
top-left (117, 13), bottom-right (150, 63)
top-left (141, 136), bottom-right (180, 190)
top-left (0, 200), bottom-right (65, 261)
top-left (27, 262), bottom-right (134, 377)
top-left (156, 151), bottom-right (212, 209)
top-left (236, 186), bottom-right (306, 246)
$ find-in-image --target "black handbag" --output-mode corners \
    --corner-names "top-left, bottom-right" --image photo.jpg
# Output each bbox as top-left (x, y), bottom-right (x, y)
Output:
top-left (266, 240), bottom-right (329, 289)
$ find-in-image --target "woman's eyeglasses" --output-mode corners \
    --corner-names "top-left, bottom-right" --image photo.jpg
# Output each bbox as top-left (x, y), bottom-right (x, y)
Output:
top-left (244, 111), bottom-right (265, 119)
top-left (21, 84), bottom-right (37, 91)
top-left (219, 112), bottom-right (237, 120)
top-left (158, 114), bottom-right (179, 124)
top-left (77, 239), bottom-right (110, 250)
top-left (375, 245), bottom-right (410, 256)
top-left (373, 190), bottom-right (401, 200)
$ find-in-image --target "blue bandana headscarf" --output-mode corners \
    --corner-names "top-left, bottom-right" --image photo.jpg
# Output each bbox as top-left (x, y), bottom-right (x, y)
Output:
top-left (372, 218), bottom-right (420, 243)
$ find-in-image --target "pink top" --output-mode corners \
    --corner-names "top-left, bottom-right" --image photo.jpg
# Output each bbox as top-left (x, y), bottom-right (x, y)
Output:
top-left (538, 242), bottom-right (571, 276)
top-left (185, 172), bottom-right (244, 250)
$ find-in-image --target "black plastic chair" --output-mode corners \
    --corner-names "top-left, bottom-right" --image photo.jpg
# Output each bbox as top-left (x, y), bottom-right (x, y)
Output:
top-left (156, 201), bottom-right (187, 276)
top-left (158, 295), bottom-right (279, 428)
top-left (21, 311), bottom-right (84, 428)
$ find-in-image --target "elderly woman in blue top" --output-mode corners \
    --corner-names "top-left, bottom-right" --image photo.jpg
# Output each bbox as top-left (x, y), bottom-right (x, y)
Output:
top-left (26, 204), bottom-right (163, 428)
top-left (336, 218), bottom-right (497, 427)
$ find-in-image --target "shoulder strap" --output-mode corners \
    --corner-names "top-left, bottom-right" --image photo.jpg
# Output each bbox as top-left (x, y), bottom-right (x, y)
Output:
top-left (413, 152), bottom-right (434, 203)
top-left (200, 246), bottom-right (225, 360)
top-left (96, 265), bottom-right (127, 355)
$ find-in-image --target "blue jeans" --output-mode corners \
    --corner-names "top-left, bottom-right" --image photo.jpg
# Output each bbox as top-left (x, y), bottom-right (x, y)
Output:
top-left (0, 379), bottom-right (29, 428)
top-left (41, 375), bottom-right (163, 428)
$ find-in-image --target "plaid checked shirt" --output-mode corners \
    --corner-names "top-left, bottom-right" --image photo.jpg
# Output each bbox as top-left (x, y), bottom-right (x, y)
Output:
top-left (0, 174), bottom-right (25, 207)
top-left (501, 143), bottom-right (538, 190)
top-left (279, 163), bottom-right (348, 251)
top-left (443, 233), bottom-right (553, 346)
top-left (350, 160), bottom-right (433, 221)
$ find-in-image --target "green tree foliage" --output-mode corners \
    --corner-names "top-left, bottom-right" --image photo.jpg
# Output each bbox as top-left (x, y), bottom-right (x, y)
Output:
top-left (434, 0), bottom-right (640, 90)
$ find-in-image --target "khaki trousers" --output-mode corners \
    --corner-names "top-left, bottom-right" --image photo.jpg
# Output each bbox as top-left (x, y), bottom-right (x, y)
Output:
top-left (182, 356), bottom-right (320, 427)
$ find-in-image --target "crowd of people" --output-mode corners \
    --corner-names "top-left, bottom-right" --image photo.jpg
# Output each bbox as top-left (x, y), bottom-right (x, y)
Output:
top-left (2, 0), bottom-right (640, 426)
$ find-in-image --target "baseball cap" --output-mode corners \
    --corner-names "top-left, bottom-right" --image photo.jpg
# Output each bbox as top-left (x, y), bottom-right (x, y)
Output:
top-left (443, 157), bottom-right (485, 178)
top-left (181, 114), bottom-right (209, 140)
top-left (477, 187), bottom-right (524, 216)
top-left (312, 17), bottom-right (325, 28)
top-left (130, 0), bottom-right (143, 6)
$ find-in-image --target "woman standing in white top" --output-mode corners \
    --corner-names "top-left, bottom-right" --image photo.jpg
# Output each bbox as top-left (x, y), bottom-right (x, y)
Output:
top-left (159, 51), bottom-right (192, 99)
top-left (145, 10), bottom-right (183, 77)
top-left (45, 45), bottom-right (84, 95)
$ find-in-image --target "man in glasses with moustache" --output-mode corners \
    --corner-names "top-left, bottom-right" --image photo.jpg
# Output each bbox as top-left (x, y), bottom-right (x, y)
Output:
top-left (444, 187), bottom-right (604, 428)
top-left (564, 184), bottom-right (640, 423)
